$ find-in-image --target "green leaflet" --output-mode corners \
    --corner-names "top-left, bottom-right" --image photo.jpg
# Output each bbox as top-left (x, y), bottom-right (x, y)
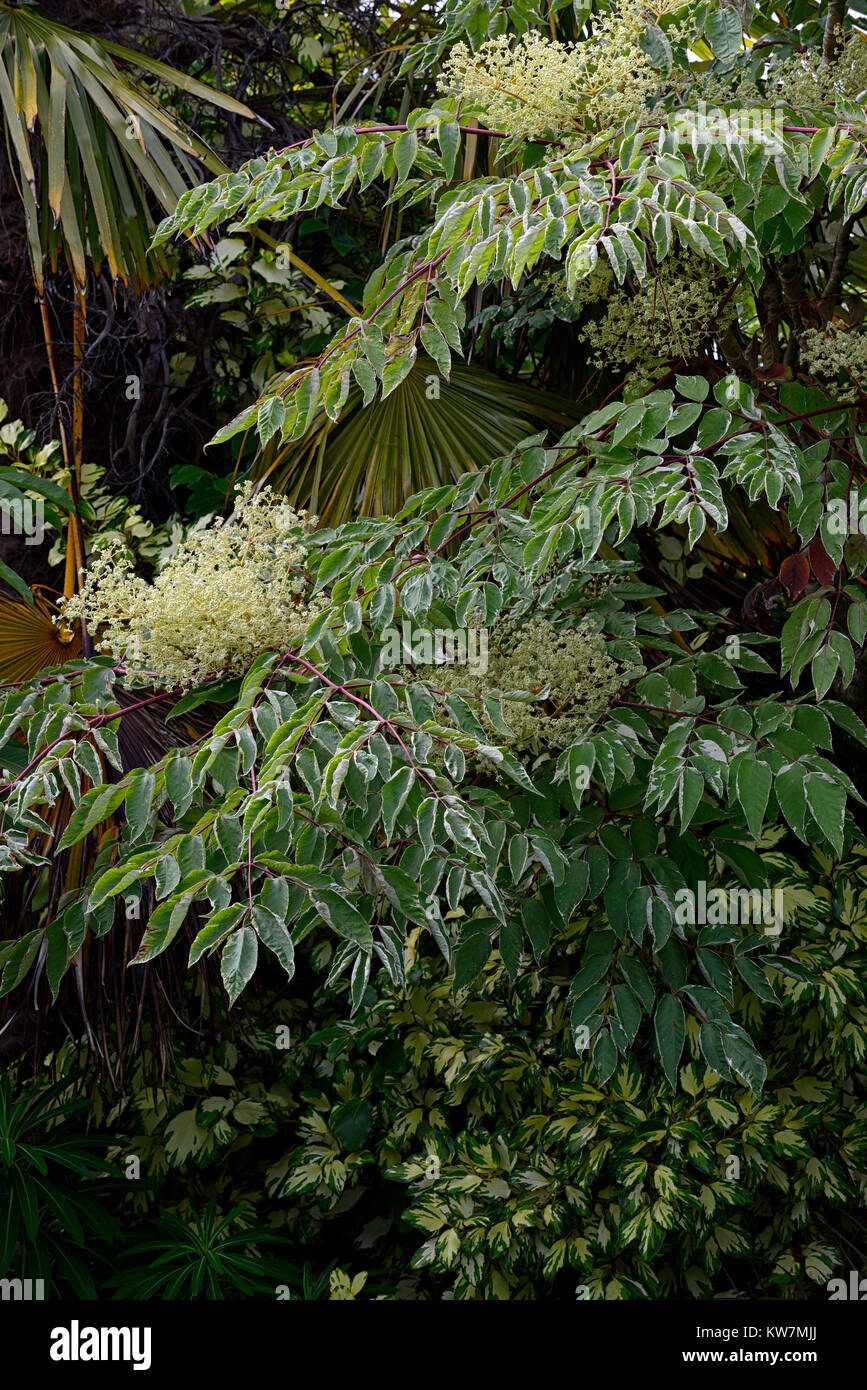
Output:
top-left (654, 995), bottom-right (685, 1089)
top-left (221, 927), bottom-right (259, 1005)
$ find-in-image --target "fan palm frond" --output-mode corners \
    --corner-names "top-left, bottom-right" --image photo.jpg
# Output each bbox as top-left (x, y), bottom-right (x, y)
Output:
top-left (252, 356), bottom-right (583, 525)
top-left (0, 589), bottom-right (81, 683)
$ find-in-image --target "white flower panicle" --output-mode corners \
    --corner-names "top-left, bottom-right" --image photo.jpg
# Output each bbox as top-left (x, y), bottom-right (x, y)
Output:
top-left (577, 251), bottom-right (737, 383)
top-left (691, 27), bottom-right (866, 116)
top-left (439, 2), bottom-right (697, 139)
top-left (60, 484), bottom-right (326, 689)
top-left (800, 323), bottom-right (867, 403)
top-left (769, 32), bottom-right (867, 110)
top-left (411, 615), bottom-right (624, 755)
top-left (541, 251), bottom-right (736, 389)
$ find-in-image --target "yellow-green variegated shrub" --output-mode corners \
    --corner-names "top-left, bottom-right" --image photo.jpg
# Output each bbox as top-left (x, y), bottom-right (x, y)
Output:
top-left (99, 838), bottom-right (866, 1301)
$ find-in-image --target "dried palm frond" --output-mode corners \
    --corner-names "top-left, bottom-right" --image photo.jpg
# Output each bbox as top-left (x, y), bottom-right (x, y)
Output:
top-left (0, 588), bottom-right (81, 683)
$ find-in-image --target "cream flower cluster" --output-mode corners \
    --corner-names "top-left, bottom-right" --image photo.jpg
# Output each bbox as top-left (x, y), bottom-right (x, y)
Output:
top-left (60, 484), bottom-right (325, 688)
top-left (686, 29), bottom-right (865, 125)
top-left (412, 616), bottom-right (624, 756)
top-left (800, 323), bottom-right (867, 403)
top-left (440, 33), bottom-right (599, 140)
top-left (539, 262), bottom-right (613, 315)
top-left (439, 2), bottom-right (696, 139)
top-left (576, 251), bottom-right (737, 385)
top-left (690, 71), bottom-right (763, 110)
top-left (769, 33), bottom-right (867, 110)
